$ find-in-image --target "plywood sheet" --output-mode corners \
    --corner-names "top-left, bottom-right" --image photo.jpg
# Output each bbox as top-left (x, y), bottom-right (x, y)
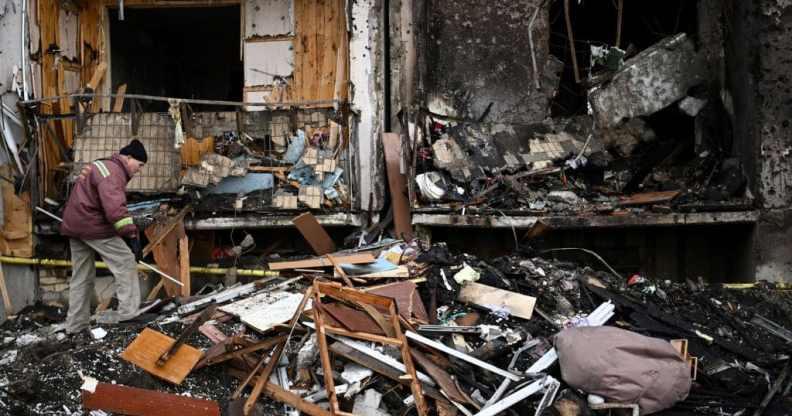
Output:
top-left (244, 40), bottom-right (294, 87)
top-left (180, 136), bottom-right (215, 167)
top-left (458, 282), bottom-right (536, 320)
top-left (120, 328), bottom-right (203, 385)
top-left (245, 0), bottom-right (294, 38)
top-left (293, 0), bottom-right (346, 102)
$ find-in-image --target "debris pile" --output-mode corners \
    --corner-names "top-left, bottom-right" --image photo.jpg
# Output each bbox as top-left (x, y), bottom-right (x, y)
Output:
top-left (412, 34), bottom-right (751, 215)
top-left (1, 237), bottom-right (790, 415)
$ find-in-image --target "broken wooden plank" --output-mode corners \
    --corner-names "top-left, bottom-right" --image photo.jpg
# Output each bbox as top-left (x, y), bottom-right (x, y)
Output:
top-left (143, 207), bottom-right (192, 257)
top-left (329, 342), bottom-right (445, 401)
top-left (292, 212), bottom-right (337, 255)
top-left (326, 253), bottom-right (355, 287)
top-left (268, 253), bottom-right (376, 271)
top-left (458, 282), bottom-right (536, 320)
top-left (410, 348), bottom-right (470, 404)
top-left (199, 323), bottom-right (228, 344)
top-left (82, 380), bottom-right (220, 416)
top-left (368, 280), bottom-right (429, 322)
top-left (203, 335), bottom-right (287, 367)
top-left (227, 368), bottom-right (332, 416)
top-left (86, 61), bottom-right (107, 90)
top-left (382, 133), bottom-right (413, 240)
top-left (145, 221), bottom-right (184, 297)
top-left (618, 190), bottom-right (681, 207)
top-left (112, 83), bottom-right (127, 112)
top-left (240, 287), bottom-right (315, 414)
top-left (120, 328), bottom-right (203, 385)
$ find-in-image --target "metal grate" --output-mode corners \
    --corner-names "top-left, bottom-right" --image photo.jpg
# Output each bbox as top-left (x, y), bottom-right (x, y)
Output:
top-left (73, 113), bottom-right (181, 192)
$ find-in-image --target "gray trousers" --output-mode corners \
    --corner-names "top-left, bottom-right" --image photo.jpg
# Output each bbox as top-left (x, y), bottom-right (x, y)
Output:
top-left (66, 236), bottom-right (141, 334)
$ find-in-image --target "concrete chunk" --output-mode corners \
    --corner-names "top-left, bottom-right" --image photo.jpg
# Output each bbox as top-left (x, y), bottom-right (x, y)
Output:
top-left (589, 34), bottom-right (706, 128)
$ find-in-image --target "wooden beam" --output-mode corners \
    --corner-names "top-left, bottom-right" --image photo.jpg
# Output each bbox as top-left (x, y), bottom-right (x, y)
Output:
top-left (113, 84), bottom-right (127, 112)
top-left (0, 265), bottom-right (13, 315)
top-left (178, 233), bottom-right (190, 297)
top-left (382, 133), bottom-right (413, 240)
top-left (311, 286), bottom-right (342, 414)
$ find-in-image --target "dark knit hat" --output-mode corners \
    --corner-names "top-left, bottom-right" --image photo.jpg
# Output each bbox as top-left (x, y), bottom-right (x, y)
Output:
top-left (120, 139), bottom-right (148, 163)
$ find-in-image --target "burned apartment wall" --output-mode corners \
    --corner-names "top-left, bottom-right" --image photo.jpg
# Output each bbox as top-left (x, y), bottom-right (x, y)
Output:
top-left (422, 0), bottom-right (559, 124)
top-left (726, 0), bottom-right (792, 282)
top-left (350, 0), bottom-right (387, 212)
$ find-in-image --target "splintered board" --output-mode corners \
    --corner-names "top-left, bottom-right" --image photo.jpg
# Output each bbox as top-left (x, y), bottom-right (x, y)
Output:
top-left (120, 328), bottom-right (203, 385)
top-left (458, 282), bottom-right (536, 320)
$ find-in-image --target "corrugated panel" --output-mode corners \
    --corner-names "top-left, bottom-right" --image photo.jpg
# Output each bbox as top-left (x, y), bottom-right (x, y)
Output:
top-left (73, 113), bottom-right (181, 192)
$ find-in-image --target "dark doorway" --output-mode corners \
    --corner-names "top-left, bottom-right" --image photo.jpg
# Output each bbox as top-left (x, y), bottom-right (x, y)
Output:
top-left (109, 6), bottom-right (242, 111)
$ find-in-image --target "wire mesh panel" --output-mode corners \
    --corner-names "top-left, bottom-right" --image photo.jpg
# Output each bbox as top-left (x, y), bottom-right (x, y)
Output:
top-left (74, 113), bottom-right (181, 192)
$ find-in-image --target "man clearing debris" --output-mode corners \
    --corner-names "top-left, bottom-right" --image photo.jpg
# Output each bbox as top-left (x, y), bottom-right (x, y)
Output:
top-left (60, 139), bottom-right (148, 336)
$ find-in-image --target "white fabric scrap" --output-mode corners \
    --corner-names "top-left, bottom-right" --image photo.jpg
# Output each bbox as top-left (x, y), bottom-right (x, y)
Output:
top-left (81, 376), bottom-right (99, 393)
top-left (453, 263), bottom-right (480, 284)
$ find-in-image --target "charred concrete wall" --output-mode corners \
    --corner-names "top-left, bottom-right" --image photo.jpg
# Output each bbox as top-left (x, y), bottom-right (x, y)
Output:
top-left (422, 0), bottom-right (560, 124)
top-left (727, 0), bottom-right (792, 282)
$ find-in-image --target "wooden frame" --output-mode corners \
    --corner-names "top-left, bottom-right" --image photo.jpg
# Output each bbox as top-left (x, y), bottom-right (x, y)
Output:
top-left (311, 281), bottom-right (429, 416)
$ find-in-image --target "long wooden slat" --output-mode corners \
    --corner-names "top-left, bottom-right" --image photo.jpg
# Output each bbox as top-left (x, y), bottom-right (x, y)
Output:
top-left (311, 286), bottom-right (341, 413)
top-left (82, 382), bottom-right (220, 416)
top-left (178, 232), bottom-right (190, 297)
top-left (391, 302), bottom-right (429, 416)
top-left (268, 253), bottom-right (375, 271)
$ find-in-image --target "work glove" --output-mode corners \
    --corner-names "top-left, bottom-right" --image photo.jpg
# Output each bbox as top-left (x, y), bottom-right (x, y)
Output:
top-left (127, 237), bottom-right (143, 262)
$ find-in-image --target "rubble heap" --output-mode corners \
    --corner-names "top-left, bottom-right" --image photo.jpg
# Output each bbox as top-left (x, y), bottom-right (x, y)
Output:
top-left (0, 240), bottom-right (790, 415)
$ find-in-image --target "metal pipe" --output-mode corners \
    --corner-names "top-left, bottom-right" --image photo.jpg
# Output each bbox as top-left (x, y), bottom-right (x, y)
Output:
top-left (0, 255), bottom-right (279, 277)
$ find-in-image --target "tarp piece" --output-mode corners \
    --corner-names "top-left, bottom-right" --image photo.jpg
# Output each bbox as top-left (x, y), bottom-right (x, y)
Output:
top-left (555, 326), bottom-right (691, 415)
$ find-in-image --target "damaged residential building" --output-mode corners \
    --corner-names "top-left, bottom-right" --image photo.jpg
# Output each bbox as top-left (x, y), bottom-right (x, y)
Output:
top-left (0, 0), bottom-right (791, 414)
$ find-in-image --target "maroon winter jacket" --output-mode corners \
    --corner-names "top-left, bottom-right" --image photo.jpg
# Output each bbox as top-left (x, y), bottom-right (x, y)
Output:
top-left (60, 154), bottom-right (138, 240)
